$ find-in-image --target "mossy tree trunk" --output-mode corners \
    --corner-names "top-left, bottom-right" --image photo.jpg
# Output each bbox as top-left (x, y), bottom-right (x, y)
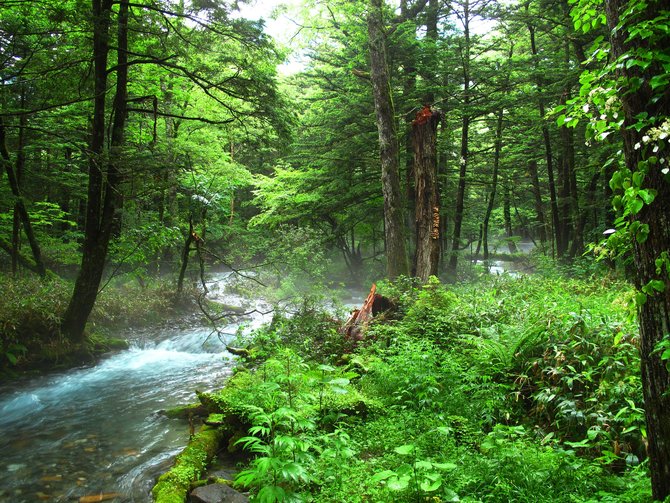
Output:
top-left (604, 0), bottom-right (670, 499)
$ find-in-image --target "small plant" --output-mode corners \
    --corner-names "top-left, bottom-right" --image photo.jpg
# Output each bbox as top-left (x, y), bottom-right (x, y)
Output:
top-left (372, 443), bottom-right (458, 502)
top-left (235, 405), bottom-right (315, 503)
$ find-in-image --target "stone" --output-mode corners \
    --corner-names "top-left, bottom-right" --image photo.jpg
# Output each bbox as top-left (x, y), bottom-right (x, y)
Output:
top-left (208, 469), bottom-right (236, 481)
top-left (190, 483), bottom-right (249, 503)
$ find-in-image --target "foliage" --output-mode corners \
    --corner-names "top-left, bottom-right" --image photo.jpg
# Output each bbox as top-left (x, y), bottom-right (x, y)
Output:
top-left (222, 272), bottom-right (650, 502)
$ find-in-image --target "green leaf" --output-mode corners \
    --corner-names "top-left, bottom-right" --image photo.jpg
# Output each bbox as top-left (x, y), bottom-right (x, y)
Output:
top-left (649, 279), bottom-right (666, 292)
top-left (394, 444), bottom-right (415, 455)
top-left (420, 477), bottom-right (443, 492)
top-left (629, 197), bottom-right (644, 215)
top-left (635, 291), bottom-right (648, 307)
top-left (432, 462), bottom-right (457, 471)
top-left (371, 470), bottom-right (396, 483)
top-left (650, 73), bottom-right (670, 90)
top-left (387, 475), bottom-right (411, 491)
top-left (638, 189), bottom-right (656, 204)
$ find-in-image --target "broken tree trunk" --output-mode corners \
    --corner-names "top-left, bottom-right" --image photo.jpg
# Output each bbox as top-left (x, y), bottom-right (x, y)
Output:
top-left (340, 284), bottom-right (393, 344)
top-left (412, 105), bottom-right (442, 281)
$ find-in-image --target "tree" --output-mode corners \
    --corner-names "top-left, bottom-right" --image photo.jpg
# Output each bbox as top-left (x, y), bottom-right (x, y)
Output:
top-left (367, 0), bottom-right (410, 278)
top-left (604, 2), bottom-right (670, 497)
top-left (412, 105), bottom-right (442, 280)
top-left (565, 0), bottom-right (670, 497)
top-left (60, 0), bottom-right (127, 342)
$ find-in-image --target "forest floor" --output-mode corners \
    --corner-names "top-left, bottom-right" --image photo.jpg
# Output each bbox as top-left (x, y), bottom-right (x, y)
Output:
top-left (162, 266), bottom-right (653, 503)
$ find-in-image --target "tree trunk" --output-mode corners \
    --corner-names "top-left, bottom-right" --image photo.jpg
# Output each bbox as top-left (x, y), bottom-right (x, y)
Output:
top-left (12, 112), bottom-right (27, 275)
top-left (528, 159), bottom-right (547, 245)
top-left (483, 108), bottom-right (504, 260)
top-left (177, 219), bottom-right (195, 296)
top-left (412, 106), bottom-right (442, 281)
top-left (503, 173), bottom-right (517, 253)
top-left (61, 0), bottom-right (127, 342)
top-left (447, 1), bottom-right (472, 276)
top-left (527, 19), bottom-right (563, 257)
top-left (0, 117), bottom-right (47, 278)
top-left (605, 0), bottom-right (670, 499)
top-left (368, 0), bottom-right (409, 279)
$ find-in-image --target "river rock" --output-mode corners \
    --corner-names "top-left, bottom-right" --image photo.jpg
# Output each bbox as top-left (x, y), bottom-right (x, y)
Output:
top-left (190, 483), bottom-right (248, 503)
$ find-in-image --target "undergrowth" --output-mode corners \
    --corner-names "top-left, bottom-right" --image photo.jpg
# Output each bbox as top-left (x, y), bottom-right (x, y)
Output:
top-left (0, 273), bottom-right (193, 374)
top-left (223, 272), bottom-right (652, 502)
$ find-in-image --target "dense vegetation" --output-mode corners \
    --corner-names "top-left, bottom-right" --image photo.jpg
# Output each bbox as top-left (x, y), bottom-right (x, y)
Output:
top-left (200, 270), bottom-right (651, 502)
top-left (1, 0), bottom-right (668, 500)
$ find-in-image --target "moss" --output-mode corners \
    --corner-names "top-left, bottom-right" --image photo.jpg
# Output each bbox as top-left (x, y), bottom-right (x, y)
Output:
top-left (163, 403), bottom-right (209, 420)
top-left (322, 387), bottom-right (383, 420)
top-left (151, 423), bottom-right (225, 503)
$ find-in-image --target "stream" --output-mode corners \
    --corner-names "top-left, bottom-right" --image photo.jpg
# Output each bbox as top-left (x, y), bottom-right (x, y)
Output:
top-left (0, 273), bottom-right (274, 503)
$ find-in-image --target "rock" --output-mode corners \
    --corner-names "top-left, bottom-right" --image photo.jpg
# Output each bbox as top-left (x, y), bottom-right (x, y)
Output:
top-left (208, 469), bottom-right (236, 481)
top-left (79, 493), bottom-right (121, 502)
top-left (40, 474), bottom-right (63, 482)
top-left (190, 483), bottom-right (248, 503)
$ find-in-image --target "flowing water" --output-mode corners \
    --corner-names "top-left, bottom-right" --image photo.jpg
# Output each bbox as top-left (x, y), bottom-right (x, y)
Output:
top-left (0, 273), bottom-right (273, 503)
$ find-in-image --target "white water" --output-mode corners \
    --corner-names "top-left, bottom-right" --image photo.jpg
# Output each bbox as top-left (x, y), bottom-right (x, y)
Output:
top-left (0, 273), bottom-right (272, 502)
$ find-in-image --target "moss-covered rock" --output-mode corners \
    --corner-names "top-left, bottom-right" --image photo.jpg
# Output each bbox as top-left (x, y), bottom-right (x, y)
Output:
top-left (163, 403), bottom-right (210, 420)
top-left (151, 421), bottom-right (225, 503)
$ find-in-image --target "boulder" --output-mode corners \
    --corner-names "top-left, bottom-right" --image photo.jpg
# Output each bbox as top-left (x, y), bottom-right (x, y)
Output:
top-left (190, 483), bottom-right (248, 503)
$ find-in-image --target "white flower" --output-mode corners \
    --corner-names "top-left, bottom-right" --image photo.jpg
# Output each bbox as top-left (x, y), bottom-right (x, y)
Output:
top-left (660, 132), bottom-right (668, 140)
top-left (634, 142), bottom-right (641, 150)
top-left (642, 135), bottom-right (650, 143)
top-left (582, 104), bottom-right (590, 113)
top-left (654, 145), bottom-right (659, 153)
top-left (662, 167), bottom-right (669, 174)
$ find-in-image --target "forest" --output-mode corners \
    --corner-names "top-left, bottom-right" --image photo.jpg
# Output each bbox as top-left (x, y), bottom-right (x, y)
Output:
top-left (0, 0), bottom-right (669, 502)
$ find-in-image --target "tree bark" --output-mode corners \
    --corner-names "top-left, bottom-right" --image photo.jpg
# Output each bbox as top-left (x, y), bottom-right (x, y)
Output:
top-left (368, 0), bottom-right (409, 279)
top-left (412, 106), bottom-right (442, 281)
top-left (61, 0), bottom-right (127, 342)
top-left (605, 0), bottom-right (670, 499)
top-left (528, 159), bottom-right (547, 245)
top-left (503, 172), bottom-right (517, 253)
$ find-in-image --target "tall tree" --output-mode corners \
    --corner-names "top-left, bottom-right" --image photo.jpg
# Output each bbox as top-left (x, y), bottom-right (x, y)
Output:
top-left (605, 1), bottom-right (670, 497)
top-left (0, 117), bottom-right (47, 277)
top-left (368, 0), bottom-right (410, 278)
top-left (567, 0), bottom-right (670, 497)
top-left (525, 4), bottom-right (562, 257)
top-left (61, 0), bottom-right (125, 341)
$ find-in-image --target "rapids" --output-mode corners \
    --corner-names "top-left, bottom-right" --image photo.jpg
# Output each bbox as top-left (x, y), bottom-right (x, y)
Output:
top-left (0, 273), bottom-right (271, 502)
